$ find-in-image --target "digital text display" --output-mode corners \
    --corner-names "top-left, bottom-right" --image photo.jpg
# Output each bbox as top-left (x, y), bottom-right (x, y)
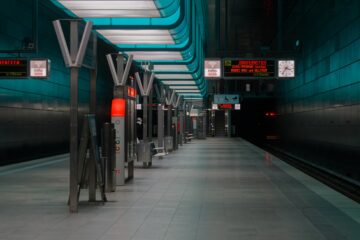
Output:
top-left (0, 59), bottom-right (28, 78)
top-left (223, 59), bottom-right (275, 78)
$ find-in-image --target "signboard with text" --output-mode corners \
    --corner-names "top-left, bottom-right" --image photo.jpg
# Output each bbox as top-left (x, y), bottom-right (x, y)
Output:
top-left (223, 59), bottom-right (275, 78)
top-left (214, 94), bottom-right (240, 104)
top-left (204, 59), bottom-right (221, 78)
top-left (0, 59), bottom-right (28, 78)
top-left (29, 59), bottom-right (49, 78)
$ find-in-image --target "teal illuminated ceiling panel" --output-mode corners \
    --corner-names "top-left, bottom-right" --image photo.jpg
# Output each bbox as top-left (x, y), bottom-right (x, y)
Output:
top-left (50, 0), bottom-right (207, 98)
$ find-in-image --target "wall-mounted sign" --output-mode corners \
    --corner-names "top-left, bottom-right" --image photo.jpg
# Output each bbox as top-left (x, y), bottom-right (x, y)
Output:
top-left (29, 59), bottom-right (50, 78)
top-left (223, 59), bottom-right (275, 78)
top-left (212, 104), bottom-right (218, 110)
top-left (136, 104), bottom-right (142, 110)
top-left (127, 87), bottom-right (137, 98)
top-left (0, 59), bottom-right (28, 78)
top-left (218, 104), bottom-right (232, 109)
top-left (214, 94), bottom-right (240, 104)
top-left (234, 104), bottom-right (241, 110)
top-left (204, 59), bottom-right (221, 78)
top-left (278, 60), bottom-right (295, 78)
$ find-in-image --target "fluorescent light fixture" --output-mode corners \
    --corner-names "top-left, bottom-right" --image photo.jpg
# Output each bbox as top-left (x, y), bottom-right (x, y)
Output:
top-left (162, 81), bottom-right (196, 85)
top-left (58, 1), bottom-right (160, 18)
top-left (125, 51), bottom-right (183, 61)
top-left (174, 90), bottom-right (200, 93)
top-left (97, 29), bottom-right (174, 44)
top-left (156, 74), bottom-right (193, 79)
top-left (169, 86), bottom-right (198, 89)
top-left (153, 65), bottom-right (189, 71)
top-left (184, 97), bottom-right (203, 100)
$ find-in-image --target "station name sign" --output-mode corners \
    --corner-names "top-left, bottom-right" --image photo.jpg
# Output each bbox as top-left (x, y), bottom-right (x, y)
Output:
top-left (223, 59), bottom-right (275, 78)
top-left (0, 58), bottom-right (50, 79)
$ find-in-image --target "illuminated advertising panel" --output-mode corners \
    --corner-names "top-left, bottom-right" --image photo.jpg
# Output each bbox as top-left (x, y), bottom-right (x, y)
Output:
top-left (204, 59), bottom-right (221, 78)
top-left (223, 59), bottom-right (275, 78)
top-left (0, 59), bottom-right (28, 78)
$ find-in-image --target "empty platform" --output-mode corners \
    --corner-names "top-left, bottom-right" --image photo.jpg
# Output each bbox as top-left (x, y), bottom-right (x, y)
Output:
top-left (0, 138), bottom-right (359, 240)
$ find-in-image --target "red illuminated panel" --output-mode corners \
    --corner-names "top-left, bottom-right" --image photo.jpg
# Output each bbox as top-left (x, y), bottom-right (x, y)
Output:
top-left (223, 59), bottom-right (275, 78)
top-left (127, 87), bottom-right (137, 98)
top-left (218, 104), bottom-right (232, 109)
top-left (111, 98), bottom-right (126, 117)
top-left (265, 111), bottom-right (277, 117)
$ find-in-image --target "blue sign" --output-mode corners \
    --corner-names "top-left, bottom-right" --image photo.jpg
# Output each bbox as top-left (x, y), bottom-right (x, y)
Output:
top-left (214, 94), bottom-right (240, 104)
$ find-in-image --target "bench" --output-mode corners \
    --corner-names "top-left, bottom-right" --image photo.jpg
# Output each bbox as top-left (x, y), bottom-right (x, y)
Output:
top-left (150, 142), bottom-right (168, 158)
top-left (185, 133), bottom-right (194, 142)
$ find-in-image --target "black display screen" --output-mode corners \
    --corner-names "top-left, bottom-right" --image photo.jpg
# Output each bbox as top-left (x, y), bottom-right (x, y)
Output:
top-left (223, 59), bottom-right (275, 78)
top-left (0, 59), bottom-right (28, 78)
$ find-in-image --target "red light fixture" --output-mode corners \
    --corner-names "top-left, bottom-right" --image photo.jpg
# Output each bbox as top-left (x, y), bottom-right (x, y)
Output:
top-left (111, 98), bottom-right (126, 117)
top-left (265, 111), bottom-right (277, 117)
top-left (127, 87), bottom-right (137, 98)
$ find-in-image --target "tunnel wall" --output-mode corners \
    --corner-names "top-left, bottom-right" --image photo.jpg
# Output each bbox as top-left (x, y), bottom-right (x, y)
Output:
top-left (0, 0), bottom-right (114, 164)
top-left (276, 0), bottom-right (360, 181)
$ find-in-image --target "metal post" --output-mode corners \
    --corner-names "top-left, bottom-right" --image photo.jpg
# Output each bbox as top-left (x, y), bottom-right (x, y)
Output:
top-left (173, 108), bottom-right (178, 150)
top-left (179, 110), bottom-right (184, 145)
top-left (69, 21), bottom-right (79, 213)
top-left (88, 68), bottom-right (97, 201)
top-left (227, 109), bottom-right (231, 138)
top-left (148, 88), bottom-right (153, 141)
top-left (157, 103), bottom-right (164, 148)
top-left (167, 92), bottom-right (172, 136)
top-left (142, 72), bottom-right (148, 142)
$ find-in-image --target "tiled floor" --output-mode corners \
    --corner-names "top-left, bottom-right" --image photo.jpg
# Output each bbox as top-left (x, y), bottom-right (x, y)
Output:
top-left (0, 138), bottom-right (359, 240)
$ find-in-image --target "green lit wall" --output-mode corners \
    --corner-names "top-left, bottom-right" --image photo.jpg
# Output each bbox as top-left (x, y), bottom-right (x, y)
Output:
top-left (0, 0), bottom-right (114, 164)
top-left (276, 0), bottom-right (360, 181)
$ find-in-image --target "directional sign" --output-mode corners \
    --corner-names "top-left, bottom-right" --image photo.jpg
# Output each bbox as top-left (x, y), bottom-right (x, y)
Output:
top-left (214, 94), bottom-right (240, 104)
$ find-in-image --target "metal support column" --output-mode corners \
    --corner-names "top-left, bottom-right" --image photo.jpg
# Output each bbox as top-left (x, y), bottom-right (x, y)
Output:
top-left (88, 35), bottom-right (97, 201)
top-left (53, 19), bottom-right (92, 213)
top-left (157, 103), bottom-right (164, 148)
top-left (69, 21), bottom-right (79, 213)
top-left (148, 87), bottom-right (153, 141)
top-left (155, 85), bottom-right (165, 149)
top-left (227, 109), bottom-right (231, 138)
top-left (179, 110), bottom-right (184, 145)
top-left (142, 71), bottom-right (148, 143)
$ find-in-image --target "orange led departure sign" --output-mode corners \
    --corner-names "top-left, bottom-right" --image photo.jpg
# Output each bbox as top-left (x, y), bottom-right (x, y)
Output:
top-left (0, 59), bottom-right (28, 78)
top-left (223, 59), bottom-right (275, 78)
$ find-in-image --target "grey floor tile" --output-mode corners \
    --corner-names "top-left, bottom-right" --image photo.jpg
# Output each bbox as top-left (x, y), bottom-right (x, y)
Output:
top-left (0, 138), bottom-right (359, 240)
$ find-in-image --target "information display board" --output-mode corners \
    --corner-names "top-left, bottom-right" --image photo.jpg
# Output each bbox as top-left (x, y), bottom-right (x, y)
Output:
top-left (223, 59), bottom-right (275, 78)
top-left (0, 59), bottom-right (28, 78)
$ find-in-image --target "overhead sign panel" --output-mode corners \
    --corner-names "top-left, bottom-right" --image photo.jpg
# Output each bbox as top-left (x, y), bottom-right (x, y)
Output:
top-left (0, 59), bottom-right (28, 78)
top-left (204, 59), bottom-right (221, 78)
top-left (214, 94), bottom-right (240, 104)
top-left (223, 59), bottom-right (275, 78)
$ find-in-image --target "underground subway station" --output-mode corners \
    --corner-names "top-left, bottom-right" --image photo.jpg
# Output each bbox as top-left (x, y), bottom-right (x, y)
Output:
top-left (0, 0), bottom-right (359, 239)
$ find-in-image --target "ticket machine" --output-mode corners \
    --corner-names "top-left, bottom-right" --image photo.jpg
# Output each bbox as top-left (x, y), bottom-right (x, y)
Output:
top-left (111, 85), bottom-right (136, 185)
